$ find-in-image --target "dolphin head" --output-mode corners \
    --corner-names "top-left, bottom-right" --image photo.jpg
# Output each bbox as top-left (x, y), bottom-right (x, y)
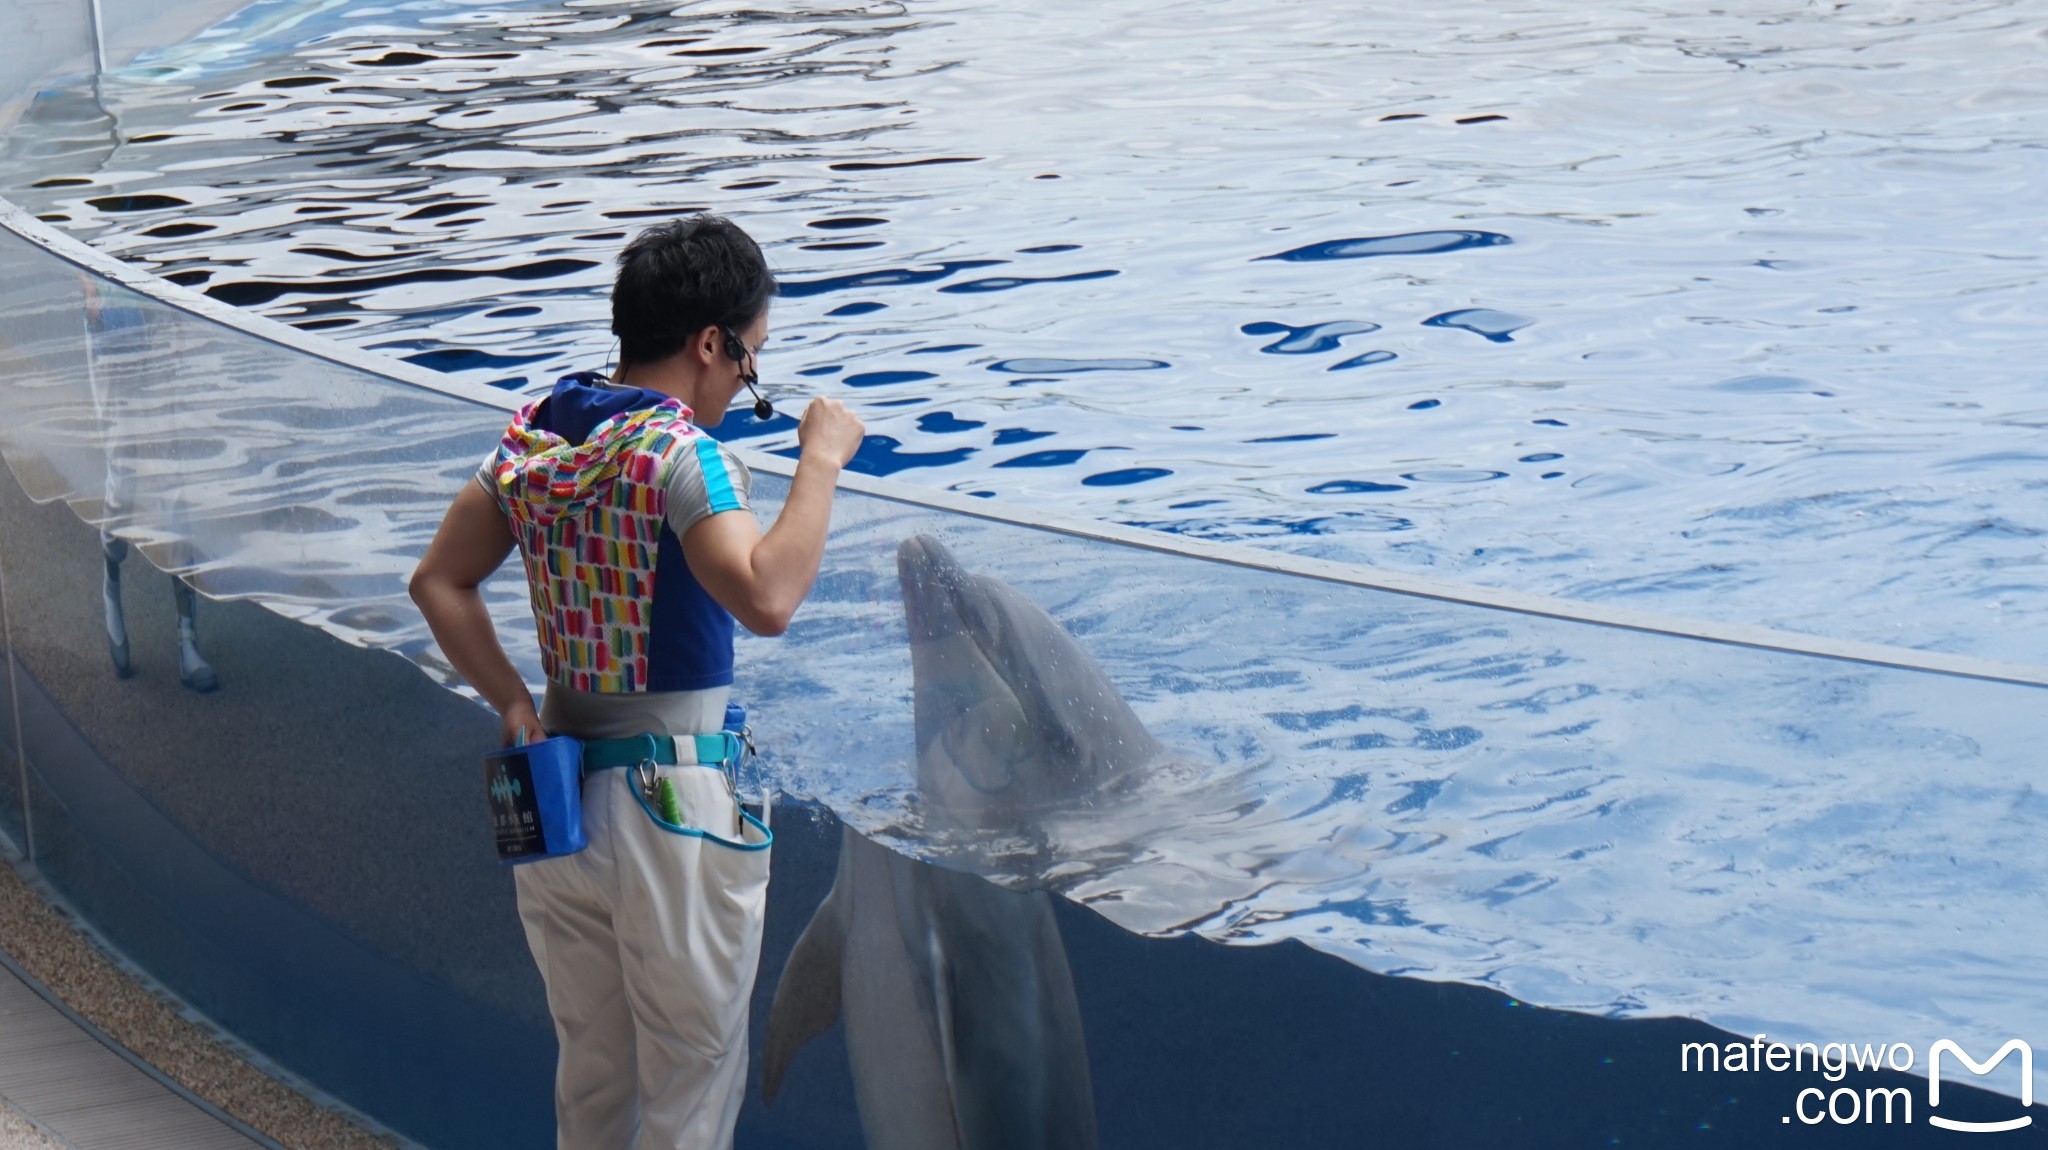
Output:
top-left (897, 534), bottom-right (1158, 825)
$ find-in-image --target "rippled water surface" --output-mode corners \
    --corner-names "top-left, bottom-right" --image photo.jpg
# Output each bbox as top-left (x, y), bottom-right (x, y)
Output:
top-left (6, 0), bottom-right (2048, 1106)
top-left (6, 0), bottom-right (2046, 663)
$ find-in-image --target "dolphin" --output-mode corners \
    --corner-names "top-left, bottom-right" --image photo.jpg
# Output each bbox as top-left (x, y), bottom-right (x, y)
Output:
top-left (895, 533), bottom-right (1157, 826)
top-left (760, 831), bottom-right (1097, 1150)
top-left (761, 534), bottom-right (1152, 1148)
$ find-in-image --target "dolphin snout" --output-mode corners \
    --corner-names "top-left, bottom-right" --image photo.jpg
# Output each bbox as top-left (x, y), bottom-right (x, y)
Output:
top-left (898, 534), bottom-right (971, 640)
top-left (896, 533), bottom-right (964, 580)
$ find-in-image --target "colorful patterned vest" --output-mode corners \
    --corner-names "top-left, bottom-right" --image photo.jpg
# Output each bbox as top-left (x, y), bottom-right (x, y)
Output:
top-left (492, 376), bottom-right (739, 693)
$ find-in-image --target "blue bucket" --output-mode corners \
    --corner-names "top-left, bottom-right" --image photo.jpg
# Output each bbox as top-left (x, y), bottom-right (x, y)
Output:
top-left (482, 735), bottom-right (588, 864)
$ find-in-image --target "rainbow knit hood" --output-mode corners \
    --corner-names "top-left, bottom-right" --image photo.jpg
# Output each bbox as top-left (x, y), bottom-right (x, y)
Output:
top-left (492, 373), bottom-right (699, 529)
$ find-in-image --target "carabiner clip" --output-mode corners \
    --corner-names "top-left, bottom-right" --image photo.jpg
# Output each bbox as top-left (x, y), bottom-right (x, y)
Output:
top-left (726, 727), bottom-right (754, 796)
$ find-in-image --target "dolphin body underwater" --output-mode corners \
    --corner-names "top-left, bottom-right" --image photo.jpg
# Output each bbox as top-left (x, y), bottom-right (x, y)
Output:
top-left (762, 535), bottom-right (1160, 1148)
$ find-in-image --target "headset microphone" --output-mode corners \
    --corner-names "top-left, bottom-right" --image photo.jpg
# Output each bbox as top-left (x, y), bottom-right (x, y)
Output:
top-left (746, 382), bottom-right (774, 422)
top-left (723, 326), bottom-right (776, 421)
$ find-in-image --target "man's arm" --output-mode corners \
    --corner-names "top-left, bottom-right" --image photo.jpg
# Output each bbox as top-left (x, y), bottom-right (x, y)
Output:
top-left (685, 398), bottom-right (864, 636)
top-left (408, 481), bottom-right (541, 745)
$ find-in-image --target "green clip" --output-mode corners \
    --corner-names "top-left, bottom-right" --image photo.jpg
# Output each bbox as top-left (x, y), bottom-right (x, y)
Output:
top-left (654, 776), bottom-right (683, 825)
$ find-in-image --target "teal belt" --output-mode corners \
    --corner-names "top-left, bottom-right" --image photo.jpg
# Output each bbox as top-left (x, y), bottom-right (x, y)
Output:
top-left (581, 732), bottom-right (742, 773)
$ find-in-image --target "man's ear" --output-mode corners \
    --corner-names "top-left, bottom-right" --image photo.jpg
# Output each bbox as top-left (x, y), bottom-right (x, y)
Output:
top-left (694, 324), bottom-right (724, 365)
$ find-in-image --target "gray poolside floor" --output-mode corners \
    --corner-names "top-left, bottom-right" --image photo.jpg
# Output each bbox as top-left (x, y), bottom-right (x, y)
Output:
top-left (0, 1096), bottom-right (64, 1150)
top-left (0, 960), bottom-right (266, 1150)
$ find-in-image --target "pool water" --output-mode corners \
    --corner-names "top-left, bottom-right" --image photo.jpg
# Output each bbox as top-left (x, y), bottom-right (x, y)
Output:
top-left (7, 0), bottom-right (2046, 663)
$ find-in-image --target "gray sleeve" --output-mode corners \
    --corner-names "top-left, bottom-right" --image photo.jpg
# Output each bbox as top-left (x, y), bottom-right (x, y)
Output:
top-left (663, 437), bottom-right (754, 539)
top-left (472, 452), bottom-right (496, 495)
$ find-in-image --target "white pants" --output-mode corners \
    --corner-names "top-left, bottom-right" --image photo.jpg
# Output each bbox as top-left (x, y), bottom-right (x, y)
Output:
top-left (514, 762), bottom-right (771, 1150)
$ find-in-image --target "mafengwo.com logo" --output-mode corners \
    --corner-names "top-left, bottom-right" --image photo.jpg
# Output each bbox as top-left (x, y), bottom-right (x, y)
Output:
top-left (1930, 1042), bottom-right (2035, 1134)
top-left (1680, 1034), bottom-right (2034, 1131)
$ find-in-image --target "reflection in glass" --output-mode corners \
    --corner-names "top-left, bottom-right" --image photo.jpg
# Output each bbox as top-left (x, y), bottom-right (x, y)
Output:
top-left (764, 829), bottom-right (1097, 1150)
top-left (82, 277), bottom-right (217, 690)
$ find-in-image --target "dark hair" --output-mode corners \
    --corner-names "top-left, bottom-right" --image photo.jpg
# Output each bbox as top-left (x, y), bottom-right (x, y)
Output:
top-left (611, 215), bottom-right (776, 368)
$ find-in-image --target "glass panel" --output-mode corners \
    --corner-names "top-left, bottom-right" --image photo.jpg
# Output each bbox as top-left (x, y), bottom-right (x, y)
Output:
top-left (0, 0), bottom-right (90, 133)
top-left (748, 475), bottom-right (2048, 1083)
top-left (96, 0), bottom-right (264, 73)
top-left (5, 206), bottom-right (2046, 1143)
top-left (0, 226), bottom-right (556, 1147)
top-left (0, 491), bottom-right (22, 853)
top-left (3, 22), bottom-right (2045, 1142)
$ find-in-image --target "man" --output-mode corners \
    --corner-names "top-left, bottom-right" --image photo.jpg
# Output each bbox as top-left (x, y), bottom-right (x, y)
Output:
top-left (410, 215), bottom-right (864, 1148)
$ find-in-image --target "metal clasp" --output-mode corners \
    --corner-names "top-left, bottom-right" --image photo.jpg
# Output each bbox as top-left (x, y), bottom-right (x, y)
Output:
top-left (738, 724), bottom-right (770, 833)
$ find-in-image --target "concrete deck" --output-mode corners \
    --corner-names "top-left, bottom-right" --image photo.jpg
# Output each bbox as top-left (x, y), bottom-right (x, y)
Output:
top-left (0, 955), bottom-right (268, 1150)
